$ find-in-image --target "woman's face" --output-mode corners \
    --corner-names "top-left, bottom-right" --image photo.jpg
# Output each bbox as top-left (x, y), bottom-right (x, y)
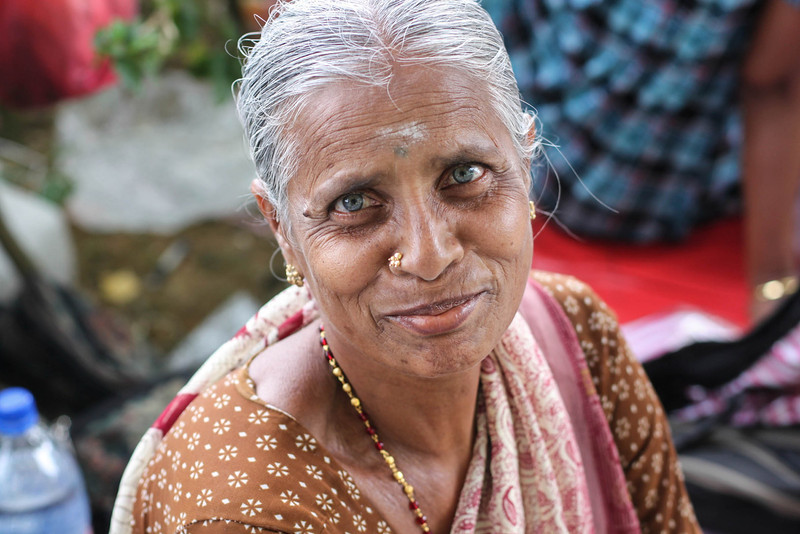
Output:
top-left (267, 65), bottom-right (533, 378)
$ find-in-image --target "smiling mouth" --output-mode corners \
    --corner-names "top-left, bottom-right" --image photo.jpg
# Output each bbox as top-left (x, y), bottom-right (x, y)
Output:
top-left (384, 291), bottom-right (486, 336)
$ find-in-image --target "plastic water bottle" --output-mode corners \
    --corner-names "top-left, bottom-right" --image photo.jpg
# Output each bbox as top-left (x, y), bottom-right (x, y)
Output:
top-left (0, 387), bottom-right (92, 534)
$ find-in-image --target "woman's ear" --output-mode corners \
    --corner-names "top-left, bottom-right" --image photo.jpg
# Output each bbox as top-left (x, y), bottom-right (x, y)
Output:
top-left (522, 112), bottom-right (536, 190)
top-left (525, 113), bottom-right (536, 146)
top-left (251, 179), bottom-right (295, 263)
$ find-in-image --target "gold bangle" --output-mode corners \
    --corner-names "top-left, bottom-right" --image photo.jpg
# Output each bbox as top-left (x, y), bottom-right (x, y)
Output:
top-left (754, 276), bottom-right (799, 302)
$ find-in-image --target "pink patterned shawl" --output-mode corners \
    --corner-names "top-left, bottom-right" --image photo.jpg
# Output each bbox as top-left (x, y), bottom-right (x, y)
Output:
top-left (452, 312), bottom-right (594, 532)
top-left (110, 277), bottom-right (638, 534)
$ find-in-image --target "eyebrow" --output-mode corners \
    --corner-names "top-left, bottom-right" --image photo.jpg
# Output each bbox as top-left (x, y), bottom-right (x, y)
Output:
top-left (428, 140), bottom-right (503, 170)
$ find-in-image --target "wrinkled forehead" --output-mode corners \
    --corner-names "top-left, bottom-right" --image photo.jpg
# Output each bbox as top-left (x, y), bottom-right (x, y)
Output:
top-left (285, 64), bottom-right (510, 166)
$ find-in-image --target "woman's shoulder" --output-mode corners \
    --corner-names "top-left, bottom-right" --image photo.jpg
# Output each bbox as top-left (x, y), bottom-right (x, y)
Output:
top-left (528, 270), bottom-right (620, 353)
top-left (529, 270), bottom-right (613, 317)
top-left (527, 269), bottom-right (628, 409)
top-left (529, 270), bottom-right (700, 531)
top-left (130, 370), bottom-right (330, 533)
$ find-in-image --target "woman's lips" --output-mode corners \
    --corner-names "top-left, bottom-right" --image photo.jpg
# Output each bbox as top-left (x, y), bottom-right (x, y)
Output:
top-left (385, 292), bottom-right (485, 336)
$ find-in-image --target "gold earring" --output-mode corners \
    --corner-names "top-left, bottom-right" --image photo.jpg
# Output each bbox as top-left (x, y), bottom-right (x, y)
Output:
top-left (529, 200), bottom-right (536, 221)
top-left (388, 252), bottom-right (403, 269)
top-left (285, 264), bottom-right (304, 287)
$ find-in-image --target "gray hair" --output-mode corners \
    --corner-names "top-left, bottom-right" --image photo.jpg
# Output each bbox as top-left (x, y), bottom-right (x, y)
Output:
top-left (236, 0), bottom-right (538, 224)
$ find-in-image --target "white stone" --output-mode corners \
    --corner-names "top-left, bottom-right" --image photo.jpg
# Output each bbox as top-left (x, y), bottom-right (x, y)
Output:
top-left (56, 71), bottom-right (256, 234)
top-left (0, 181), bottom-right (76, 302)
top-left (166, 291), bottom-right (260, 372)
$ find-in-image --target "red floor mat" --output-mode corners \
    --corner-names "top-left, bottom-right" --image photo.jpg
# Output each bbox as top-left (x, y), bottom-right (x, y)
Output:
top-left (531, 217), bottom-right (750, 328)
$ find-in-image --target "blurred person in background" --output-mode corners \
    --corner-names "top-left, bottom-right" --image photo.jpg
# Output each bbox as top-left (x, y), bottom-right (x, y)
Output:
top-left (484, 0), bottom-right (800, 322)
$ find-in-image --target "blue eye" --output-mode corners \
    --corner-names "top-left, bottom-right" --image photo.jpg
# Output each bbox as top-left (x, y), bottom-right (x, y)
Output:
top-left (451, 164), bottom-right (483, 184)
top-left (335, 193), bottom-right (367, 212)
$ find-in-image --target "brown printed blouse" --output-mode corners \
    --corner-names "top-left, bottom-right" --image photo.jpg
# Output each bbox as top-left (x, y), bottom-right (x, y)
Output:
top-left (132, 272), bottom-right (699, 533)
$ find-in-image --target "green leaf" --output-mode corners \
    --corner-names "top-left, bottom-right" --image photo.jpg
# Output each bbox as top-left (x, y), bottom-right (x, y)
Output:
top-left (39, 171), bottom-right (74, 205)
top-left (114, 60), bottom-right (143, 90)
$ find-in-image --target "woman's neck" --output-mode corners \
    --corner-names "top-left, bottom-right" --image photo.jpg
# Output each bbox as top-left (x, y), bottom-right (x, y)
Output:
top-left (321, 322), bottom-right (482, 461)
top-left (250, 319), bottom-right (482, 533)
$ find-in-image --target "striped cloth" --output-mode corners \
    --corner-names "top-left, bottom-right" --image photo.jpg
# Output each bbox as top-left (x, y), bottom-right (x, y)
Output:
top-left (675, 322), bottom-right (800, 426)
top-left (484, 0), bottom-right (800, 242)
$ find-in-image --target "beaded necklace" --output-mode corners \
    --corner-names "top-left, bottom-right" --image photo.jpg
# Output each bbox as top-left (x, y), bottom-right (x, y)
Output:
top-left (319, 326), bottom-right (431, 533)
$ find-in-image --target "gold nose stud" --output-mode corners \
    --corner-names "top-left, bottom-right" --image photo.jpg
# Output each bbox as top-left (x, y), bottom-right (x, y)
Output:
top-left (388, 252), bottom-right (403, 269)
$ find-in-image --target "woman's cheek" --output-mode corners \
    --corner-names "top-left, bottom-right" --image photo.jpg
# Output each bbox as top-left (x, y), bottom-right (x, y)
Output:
top-left (303, 237), bottom-right (383, 302)
top-left (476, 197), bottom-right (530, 261)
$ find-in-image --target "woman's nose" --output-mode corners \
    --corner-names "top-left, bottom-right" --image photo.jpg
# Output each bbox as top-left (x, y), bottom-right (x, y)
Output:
top-left (395, 205), bottom-right (464, 282)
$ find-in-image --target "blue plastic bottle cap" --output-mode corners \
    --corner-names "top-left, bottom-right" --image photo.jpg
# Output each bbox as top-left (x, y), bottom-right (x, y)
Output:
top-left (0, 387), bottom-right (39, 436)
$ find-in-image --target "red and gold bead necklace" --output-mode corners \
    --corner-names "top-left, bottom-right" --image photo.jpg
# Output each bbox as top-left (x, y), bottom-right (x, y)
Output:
top-left (319, 326), bottom-right (431, 533)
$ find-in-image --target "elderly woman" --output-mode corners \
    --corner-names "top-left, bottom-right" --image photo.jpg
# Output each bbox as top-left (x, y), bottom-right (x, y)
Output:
top-left (112, 0), bottom-right (700, 532)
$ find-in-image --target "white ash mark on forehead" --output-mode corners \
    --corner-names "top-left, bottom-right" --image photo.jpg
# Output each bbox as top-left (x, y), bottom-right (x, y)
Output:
top-left (376, 121), bottom-right (427, 143)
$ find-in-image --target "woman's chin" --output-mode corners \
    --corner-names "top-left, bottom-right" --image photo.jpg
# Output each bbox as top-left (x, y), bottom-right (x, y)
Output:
top-left (382, 317), bottom-right (502, 379)
top-left (394, 349), bottom-right (488, 380)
